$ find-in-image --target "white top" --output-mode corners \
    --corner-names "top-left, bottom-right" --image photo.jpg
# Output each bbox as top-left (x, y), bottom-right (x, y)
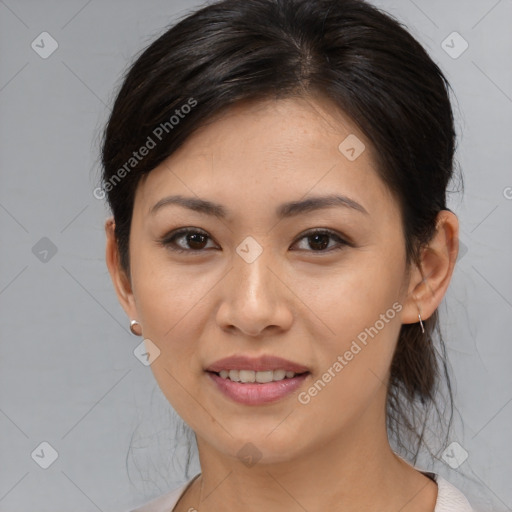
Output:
top-left (128, 471), bottom-right (475, 512)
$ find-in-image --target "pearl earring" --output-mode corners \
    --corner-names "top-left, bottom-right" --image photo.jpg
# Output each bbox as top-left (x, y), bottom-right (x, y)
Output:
top-left (130, 320), bottom-right (142, 336)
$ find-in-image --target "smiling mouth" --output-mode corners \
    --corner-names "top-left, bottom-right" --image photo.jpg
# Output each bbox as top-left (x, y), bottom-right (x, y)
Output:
top-left (207, 369), bottom-right (310, 383)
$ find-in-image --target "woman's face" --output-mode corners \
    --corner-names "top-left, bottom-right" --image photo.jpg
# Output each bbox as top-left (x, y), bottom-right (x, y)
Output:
top-left (114, 97), bottom-right (418, 463)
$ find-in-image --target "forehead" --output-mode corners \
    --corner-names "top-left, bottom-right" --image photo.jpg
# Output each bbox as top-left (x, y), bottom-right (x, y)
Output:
top-left (134, 96), bottom-right (398, 223)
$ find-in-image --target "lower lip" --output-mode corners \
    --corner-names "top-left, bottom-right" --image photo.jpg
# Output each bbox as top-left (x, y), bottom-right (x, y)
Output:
top-left (206, 371), bottom-right (310, 405)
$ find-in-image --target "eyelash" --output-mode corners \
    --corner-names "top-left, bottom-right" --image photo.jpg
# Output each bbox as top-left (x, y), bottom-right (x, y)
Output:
top-left (159, 227), bottom-right (352, 254)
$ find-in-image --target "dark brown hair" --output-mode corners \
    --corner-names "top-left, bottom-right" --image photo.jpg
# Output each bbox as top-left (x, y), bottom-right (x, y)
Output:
top-left (100, 0), bottom-right (461, 468)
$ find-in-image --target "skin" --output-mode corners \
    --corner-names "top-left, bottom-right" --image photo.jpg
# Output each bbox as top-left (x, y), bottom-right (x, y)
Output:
top-left (105, 96), bottom-right (459, 512)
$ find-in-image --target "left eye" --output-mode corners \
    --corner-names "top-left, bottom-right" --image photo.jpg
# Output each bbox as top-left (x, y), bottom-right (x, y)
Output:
top-left (291, 229), bottom-right (349, 252)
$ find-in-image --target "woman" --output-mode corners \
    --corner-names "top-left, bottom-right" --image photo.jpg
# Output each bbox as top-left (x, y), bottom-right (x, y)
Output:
top-left (101, 0), bottom-right (475, 510)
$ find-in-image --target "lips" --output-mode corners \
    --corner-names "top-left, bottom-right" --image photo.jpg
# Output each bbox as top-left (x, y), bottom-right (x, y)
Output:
top-left (205, 355), bottom-right (311, 405)
top-left (207, 371), bottom-right (309, 404)
top-left (205, 354), bottom-right (310, 373)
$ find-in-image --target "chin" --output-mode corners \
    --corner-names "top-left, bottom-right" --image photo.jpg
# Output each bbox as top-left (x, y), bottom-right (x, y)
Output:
top-left (213, 429), bottom-right (307, 466)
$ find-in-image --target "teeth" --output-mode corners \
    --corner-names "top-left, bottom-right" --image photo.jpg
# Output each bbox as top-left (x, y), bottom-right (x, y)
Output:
top-left (217, 369), bottom-right (300, 383)
top-left (229, 369), bottom-right (241, 382)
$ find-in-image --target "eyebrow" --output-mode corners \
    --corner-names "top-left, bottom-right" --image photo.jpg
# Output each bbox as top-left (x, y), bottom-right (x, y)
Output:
top-left (149, 193), bottom-right (369, 219)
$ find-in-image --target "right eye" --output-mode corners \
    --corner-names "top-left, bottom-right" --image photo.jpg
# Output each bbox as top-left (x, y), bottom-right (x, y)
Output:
top-left (160, 228), bottom-right (219, 253)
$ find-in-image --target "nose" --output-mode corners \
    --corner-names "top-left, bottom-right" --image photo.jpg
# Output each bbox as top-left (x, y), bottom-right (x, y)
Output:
top-left (215, 248), bottom-right (293, 337)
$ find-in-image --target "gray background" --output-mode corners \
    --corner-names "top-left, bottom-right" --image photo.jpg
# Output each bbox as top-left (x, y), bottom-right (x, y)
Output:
top-left (1, 0), bottom-right (511, 510)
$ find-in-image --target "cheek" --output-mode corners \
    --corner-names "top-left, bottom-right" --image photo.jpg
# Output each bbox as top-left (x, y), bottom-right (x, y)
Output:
top-left (131, 240), bottom-right (208, 324)
top-left (304, 254), bottom-right (404, 401)
top-left (131, 259), bottom-right (212, 421)
top-left (299, 301), bottom-right (402, 433)
top-left (307, 253), bottom-right (402, 341)
top-left (129, 247), bottom-right (212, 371)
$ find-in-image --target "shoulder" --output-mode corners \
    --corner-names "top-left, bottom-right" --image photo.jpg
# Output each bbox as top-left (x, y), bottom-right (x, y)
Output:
top-left (432, 474), bottom-right (475, 512)
top-left (126, 474), bottom-right (199, 512)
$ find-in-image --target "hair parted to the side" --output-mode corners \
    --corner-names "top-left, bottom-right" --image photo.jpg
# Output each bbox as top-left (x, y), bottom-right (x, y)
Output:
top-left (100, 0), bottom-right (462, 476)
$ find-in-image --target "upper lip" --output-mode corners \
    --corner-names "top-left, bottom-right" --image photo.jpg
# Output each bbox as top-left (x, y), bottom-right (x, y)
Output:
top-left (205, 354), bottom-right (310, 373)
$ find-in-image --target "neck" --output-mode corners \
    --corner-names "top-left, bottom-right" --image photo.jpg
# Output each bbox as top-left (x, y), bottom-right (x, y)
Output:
top-left (178, 392), bottom-right (437, 512)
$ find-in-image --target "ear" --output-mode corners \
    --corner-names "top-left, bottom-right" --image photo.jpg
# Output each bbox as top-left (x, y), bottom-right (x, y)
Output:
top-left (105, 217), bottom-right (138, 321)
top-left (401, 210), bottom-right (459, 325)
